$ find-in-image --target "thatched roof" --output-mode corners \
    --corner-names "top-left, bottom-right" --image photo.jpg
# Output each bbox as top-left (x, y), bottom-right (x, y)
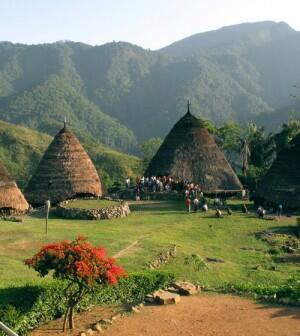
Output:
top-left (0, 161), bottom-right (29, 214)
top-left (145, 107), bottom-right (243, 193)
top-left (25, 124), bottom-right (103, 205)
top-left (255, 132), bottom-right (300, 208)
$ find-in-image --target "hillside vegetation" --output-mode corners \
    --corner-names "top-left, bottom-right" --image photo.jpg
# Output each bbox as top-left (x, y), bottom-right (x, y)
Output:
top-left (0, 21), bottom-right (300, 149)
top-left (0, 120), bottom-right (141, 188)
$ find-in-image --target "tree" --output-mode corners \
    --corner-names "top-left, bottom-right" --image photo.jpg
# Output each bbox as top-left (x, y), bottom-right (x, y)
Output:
top-left (273, 117), bottom-right (300, 154)
top-left (245, 122), bottom-right (275, 169)
top-left (240, 138), bottom-right (250, 175)
top-left (217, 122), bottom-right (241, 165)
top-left (25, 236), bottom-right (126, 330)
top-left (140, 137), bottom-right (163, 169)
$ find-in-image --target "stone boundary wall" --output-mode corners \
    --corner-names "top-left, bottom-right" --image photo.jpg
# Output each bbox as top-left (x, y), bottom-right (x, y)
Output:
top-left (149, 245), bottom-right (177, 269)
top-left (56, 199), bottom-right (130, 220)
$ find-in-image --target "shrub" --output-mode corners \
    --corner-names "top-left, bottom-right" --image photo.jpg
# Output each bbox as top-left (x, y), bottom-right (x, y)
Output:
top-left (268, 247), bottom-right (281, 255)
top-left (24, 236), bottom-right (126, 331)
top-left (184, 254), bottom-right (208, 271)
top-left (0, 270), bottom-right (174, 336)
top-left (222, 274), bottom-right (300, 306)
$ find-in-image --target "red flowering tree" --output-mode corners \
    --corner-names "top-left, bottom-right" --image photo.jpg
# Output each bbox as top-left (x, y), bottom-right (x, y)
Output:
top-left (25, 236), bottom-right (126, 330)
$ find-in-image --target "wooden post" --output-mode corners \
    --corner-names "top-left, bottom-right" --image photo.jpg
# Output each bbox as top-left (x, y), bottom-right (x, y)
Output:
top-left (0, 321), bottom-right (19, 336)
top-left (45, 200), bottom-right (51, 234)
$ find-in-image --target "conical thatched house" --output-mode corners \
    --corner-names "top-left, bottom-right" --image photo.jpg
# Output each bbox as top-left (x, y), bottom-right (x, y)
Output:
top-left (0, 161), bottom-right (29, 215)
top-left (145, 104), bottom-right (243, 193)
top-left (255, 132), bottom-right (300, 208)
top-left (25, 124), bottom-right (103, 205)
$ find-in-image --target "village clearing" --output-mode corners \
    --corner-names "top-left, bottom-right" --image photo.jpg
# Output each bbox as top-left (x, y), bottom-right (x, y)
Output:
top-left (0, 199), bottom-right (299, 334)
top-left (0, 200), bottom-right (298, 287)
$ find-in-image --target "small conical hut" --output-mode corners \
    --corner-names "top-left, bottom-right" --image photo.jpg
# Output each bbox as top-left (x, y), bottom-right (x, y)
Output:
top-left (0, 161), bottom-right (29, 215)
top-left (145, 104), bottom-right (243, 193)
top-left (25, 124), bottom-right (103, 205)
top-left (255, 132), bottom-right (300, 208)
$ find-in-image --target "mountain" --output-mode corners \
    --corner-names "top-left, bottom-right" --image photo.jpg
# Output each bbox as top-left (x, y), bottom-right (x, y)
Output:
top-left (0, 120), bottom-right (141, 188)
top-left (0, 21), bottom-right (299, 146)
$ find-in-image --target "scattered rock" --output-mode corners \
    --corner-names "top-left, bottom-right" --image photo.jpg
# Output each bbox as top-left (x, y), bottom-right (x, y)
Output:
top-left (111, 313), bottom-right (121, 321)
top-left (131, 306), bottom-right (140, 313)
top-left (86, 328), bottom-right (95, 336)
top-left (79, 332), bottom-right (87, 336)
top-left (172, 281), bottom-right (201, 295)
top-left (99, 318), bottom-right (112, 325)
top-left (144, 294), bottom-right (155, 303)
top-left (149, 245), bottom-right (177, 269)
top-left (92, 323), bottom-right (104, 333)
top-left (278, 297), bottom-right (293, 305)
top-left (153, 290), bottom-right (181, 305)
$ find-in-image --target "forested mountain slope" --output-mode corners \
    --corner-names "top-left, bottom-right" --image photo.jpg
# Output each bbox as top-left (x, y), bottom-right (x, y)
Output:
top-left (0, 21), bottom-right (299, 148)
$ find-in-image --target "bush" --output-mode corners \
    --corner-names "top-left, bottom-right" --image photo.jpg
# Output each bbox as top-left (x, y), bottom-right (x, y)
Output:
top-left (268, 247), bottom-right (281, 255)
top-left (0, 270), bottom-right (174, 335)
top-left (184, 254), bottom-right (208, 271)
top-left (222, 274), bottom-right (300, 306)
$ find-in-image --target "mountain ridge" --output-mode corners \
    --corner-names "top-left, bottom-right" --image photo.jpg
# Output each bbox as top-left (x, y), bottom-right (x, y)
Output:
top-left (0, 21), bottom-right (299, 148)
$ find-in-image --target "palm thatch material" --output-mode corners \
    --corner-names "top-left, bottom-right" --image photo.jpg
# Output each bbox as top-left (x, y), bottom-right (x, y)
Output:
top-left (25, 124), bottom-right (102, 205)
top-left (255, 132), bottom-right (300, 208)
top-left (0, 161), bottom-right (29, 215)
top-left (145, 109), bottom-right (243, 193)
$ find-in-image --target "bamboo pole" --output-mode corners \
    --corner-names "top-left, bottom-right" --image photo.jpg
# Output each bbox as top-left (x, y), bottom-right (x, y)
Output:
top-left (0, 321), bottom-right (19, 336)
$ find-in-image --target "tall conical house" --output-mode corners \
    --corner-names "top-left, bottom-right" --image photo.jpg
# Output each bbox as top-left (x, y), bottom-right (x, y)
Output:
top-left (25, 123), bottom-right (103, 205)
top-left (255, 132), bottom-right (300, 208)
top-left (0, 161), bottom-right (29, 215)
top-left (145, 103), bottom-right (243, 193)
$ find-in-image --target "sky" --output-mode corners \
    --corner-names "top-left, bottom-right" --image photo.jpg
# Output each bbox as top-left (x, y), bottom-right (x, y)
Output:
top-left (0, 0), bottom-right (299, 49)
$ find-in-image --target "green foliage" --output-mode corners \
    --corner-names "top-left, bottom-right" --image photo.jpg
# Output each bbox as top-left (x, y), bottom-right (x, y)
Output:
top-left (223, 274), bottom-right (300, 306)
top-left (140, 137), bottom-right (163, 170)
top-left (245, 123), bottom-right (275, 169)
top-left (1, 75), bottom-right (138, 153)
top-left (184, 254), bottom-right (208, 271)
top-left (0, 270), bottom-right (174, 335)
top-left (239, 164), bottom-right (266, 191)
top-left (273, 118), bottom-right (300, 154)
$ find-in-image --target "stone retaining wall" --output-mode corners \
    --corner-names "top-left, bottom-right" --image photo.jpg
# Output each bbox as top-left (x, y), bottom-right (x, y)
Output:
top-left (56, 200), bottom-right (130, 220)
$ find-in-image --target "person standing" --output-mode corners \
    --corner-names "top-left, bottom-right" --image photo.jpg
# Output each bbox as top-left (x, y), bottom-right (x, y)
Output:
top-left (193, 197), bottom-right (199, 212)
top-left (186, 197), bottom-right (191, 213)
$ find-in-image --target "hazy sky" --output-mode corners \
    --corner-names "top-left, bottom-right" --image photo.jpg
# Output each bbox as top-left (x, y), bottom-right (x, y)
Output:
top-left (0, 0), bottom-right (299, 49)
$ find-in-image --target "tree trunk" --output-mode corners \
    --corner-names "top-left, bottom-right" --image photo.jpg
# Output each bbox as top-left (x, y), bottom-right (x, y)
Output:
top-left (62, 306), bottom-right (70, 332)
top-left (68, 304), bottom-right (75, 329)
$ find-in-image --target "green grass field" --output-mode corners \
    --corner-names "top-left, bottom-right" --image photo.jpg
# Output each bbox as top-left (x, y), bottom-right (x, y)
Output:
top-left (0, 200), bottom-right (299, 290)
top-left (64, 199), bottom-right (118, 209)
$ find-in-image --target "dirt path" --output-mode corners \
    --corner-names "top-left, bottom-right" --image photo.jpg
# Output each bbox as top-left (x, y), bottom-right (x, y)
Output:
top-left (30, 294), bottom-right (300, 336)
top-left (113, 240), bottom-right (139, 258)
top-left (108, 295), bottom-right (300, 336)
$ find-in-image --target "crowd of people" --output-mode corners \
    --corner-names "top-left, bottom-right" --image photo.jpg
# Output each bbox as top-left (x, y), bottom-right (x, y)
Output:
top-left (126, 176), bottom-right (205, 197)
top-left (125, 176), bottom-right (284, 219)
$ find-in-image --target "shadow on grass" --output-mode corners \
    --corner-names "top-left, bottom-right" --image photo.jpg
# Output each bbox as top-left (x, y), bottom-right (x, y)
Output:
top-left (0, 285), bottom-right (42, 311)
top-left (129, 201), bottom-right (185, 213)
top-left (272, 255), bottom-right (300, 264)
top-left (267, 225), bottom-right (299, 236)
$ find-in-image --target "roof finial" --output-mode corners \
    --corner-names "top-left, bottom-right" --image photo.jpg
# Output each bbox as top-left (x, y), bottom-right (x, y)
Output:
top-left (187, 99), bottom-right (191, 114)
top-left (63, 117), bottom-right (67, 129)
